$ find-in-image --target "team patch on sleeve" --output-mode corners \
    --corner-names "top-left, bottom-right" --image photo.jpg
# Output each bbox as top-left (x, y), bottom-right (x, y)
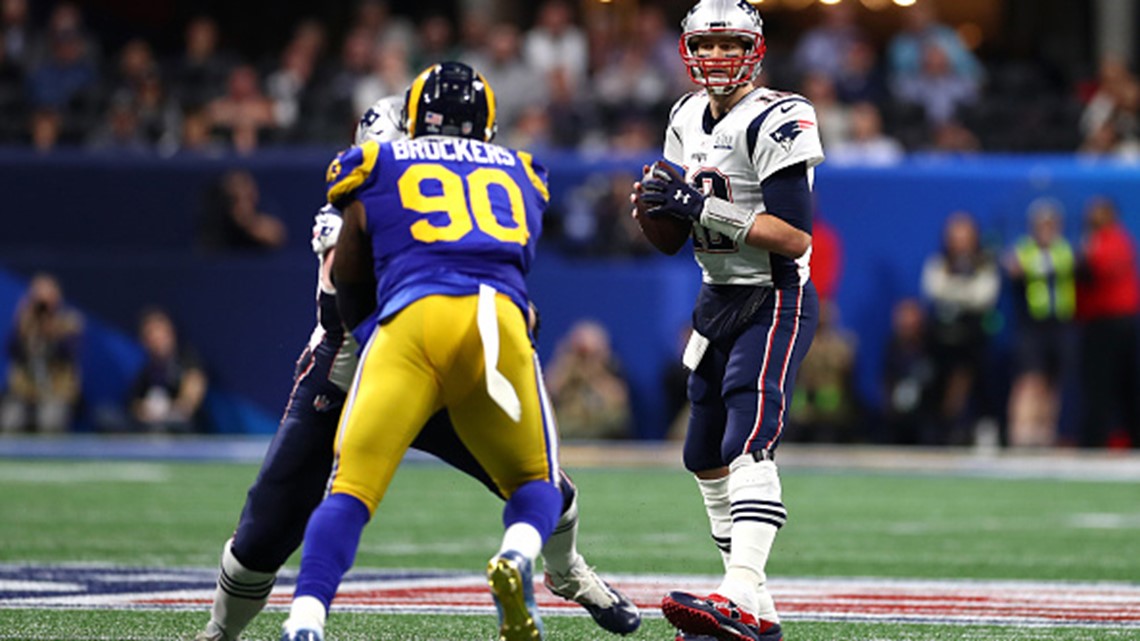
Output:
top-left (769, 119), bottom-right (816, 152)
top-left (327, 140), bottom-right (381, 206)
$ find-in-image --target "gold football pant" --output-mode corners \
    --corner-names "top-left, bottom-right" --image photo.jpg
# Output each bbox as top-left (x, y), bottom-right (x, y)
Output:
top-left (329, 289), bottom-right (559, 513)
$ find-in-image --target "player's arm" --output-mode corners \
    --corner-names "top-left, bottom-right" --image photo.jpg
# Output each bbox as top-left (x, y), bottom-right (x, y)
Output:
top-left (332, 200), bottom-right (376, 331)
top-left (744, 162), bottom-right (812, 258)
top-left (325, 143), bottom-right (381, 329)
top-left (311, 204), bottom-right (344, 293)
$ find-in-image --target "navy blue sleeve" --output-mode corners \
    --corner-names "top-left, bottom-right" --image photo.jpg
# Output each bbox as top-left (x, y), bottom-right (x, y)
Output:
top-left (761, 162), bottom-right (812, 234)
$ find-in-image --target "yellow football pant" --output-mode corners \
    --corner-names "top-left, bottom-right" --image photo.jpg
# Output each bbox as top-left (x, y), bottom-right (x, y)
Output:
top-left (329, 291), bottom-right (559, 513)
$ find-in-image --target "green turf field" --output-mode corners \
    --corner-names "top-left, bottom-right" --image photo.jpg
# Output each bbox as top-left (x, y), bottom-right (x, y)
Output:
top-left (0, 455), bottom-right (1138, 640)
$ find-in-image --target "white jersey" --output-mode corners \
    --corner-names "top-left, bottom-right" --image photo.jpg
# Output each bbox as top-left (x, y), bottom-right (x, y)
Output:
top-left (664, 86), bottom-right (824, 287)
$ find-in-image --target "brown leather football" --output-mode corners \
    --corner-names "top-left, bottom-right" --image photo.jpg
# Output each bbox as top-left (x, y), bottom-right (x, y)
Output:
top-left (633, 171), bottom-right (692, 255)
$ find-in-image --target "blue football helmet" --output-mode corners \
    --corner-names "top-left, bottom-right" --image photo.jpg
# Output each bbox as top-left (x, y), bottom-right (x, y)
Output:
top-left (403, 61), bottom-right (496, 142)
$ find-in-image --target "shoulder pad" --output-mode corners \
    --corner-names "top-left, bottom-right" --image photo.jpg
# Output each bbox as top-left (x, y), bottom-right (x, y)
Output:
top-left (669, 90), bottom-right (705, 123)
top-left (745, 97), bottom-right (817, 158)
top-left (516, 150), bottom-right (550, 202)
top-left (326, 141), bottom-right (381, 207)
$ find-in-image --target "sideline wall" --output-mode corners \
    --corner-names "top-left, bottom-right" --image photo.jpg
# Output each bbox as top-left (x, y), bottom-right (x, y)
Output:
top-left (2, 150), bottom-right (1138, 437)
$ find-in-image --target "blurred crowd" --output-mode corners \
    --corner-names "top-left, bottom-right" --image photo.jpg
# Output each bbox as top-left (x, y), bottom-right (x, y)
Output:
top-left (0, 0), bottom-right (1134, 157)
top-left (806, 194), bottom-right (1140, 450)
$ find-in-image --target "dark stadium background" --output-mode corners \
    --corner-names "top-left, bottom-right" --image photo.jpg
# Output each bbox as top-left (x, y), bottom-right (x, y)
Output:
top-left (2, 0), bottom-right (1139, 443)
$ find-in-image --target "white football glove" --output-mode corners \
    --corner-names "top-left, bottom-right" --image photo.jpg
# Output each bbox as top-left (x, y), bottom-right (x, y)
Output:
top-left (311, 204), bottom-right (343, 256)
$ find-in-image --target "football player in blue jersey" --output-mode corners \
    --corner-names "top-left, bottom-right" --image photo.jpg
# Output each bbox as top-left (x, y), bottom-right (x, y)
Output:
top-left (631, 1), bottom-right (823, 640)
top-left (276, 61), bottom-right (591, 641)
top-left (197, 83), bottom-right (638, 641)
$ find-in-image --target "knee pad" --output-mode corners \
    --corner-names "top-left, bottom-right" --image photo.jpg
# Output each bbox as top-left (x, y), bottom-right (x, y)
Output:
top-left (727, 455), bottom-right (785, 530)
top-left (728, 455), bottom-right (781, 498)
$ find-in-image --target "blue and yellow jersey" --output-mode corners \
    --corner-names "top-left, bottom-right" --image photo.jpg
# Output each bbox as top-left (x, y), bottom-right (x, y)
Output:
top-left (325, 136), bottom-right (549, 336)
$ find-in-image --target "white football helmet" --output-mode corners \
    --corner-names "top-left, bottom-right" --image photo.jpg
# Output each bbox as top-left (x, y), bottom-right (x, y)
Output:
top-left (354, 95), bottom-right (407, 144)
top-left (680, 0), bottom-right (766, 95)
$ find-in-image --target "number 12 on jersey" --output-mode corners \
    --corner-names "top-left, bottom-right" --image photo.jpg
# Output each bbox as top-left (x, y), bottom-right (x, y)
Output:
top-left (692, 168), bottom-right (737, 253)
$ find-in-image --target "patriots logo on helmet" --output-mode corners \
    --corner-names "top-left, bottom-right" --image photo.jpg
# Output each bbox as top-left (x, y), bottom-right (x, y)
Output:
top-left (769, 119), bottom-right (815, 152)
top-left (735, 0), bottom-right (761, 20)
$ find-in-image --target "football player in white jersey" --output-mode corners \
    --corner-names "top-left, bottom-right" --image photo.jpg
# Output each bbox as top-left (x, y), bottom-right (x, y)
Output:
top-left (195, 93), bottom-right (639, 641)
top-left (632, 1), bottom-right (823, 640)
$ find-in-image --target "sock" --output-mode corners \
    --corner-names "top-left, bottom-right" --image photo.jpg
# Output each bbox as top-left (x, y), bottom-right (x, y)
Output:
top-left (540, 491), bottom-right (583, 576)
top-left (696, 476), bottom-right (732, 570)
top-left (284, 595), bottom-right (327, 633)
top-left (717, 456), bottom-right (786, 623)
top-left (292, 493), bottom-right (371, 611)
top-left (502, 480), bottom-right (562, 548)
top-left (499, 522), bottom-right (544, 560)
top-left (204, 538), bottom-right (277, 640)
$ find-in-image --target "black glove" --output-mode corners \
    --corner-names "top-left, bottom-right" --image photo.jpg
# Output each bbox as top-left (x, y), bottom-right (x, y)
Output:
top-left (640, 160), bottom-right (705, 222)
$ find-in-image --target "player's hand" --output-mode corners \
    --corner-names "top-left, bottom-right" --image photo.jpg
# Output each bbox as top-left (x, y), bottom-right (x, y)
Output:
top-left (311, 204), bottom-right (343, 255)
top-left (640, 159), bottom-right (704, 222)
top-left (629, 164), bottom-right (651, 217)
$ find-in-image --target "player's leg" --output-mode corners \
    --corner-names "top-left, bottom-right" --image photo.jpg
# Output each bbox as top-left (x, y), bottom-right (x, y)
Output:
top-left (282, 308), bottom-right (442, 640)
top-left (666, 285), bottom-right (817, 641)
top-left (683, 344), bottom-right (732, 570)
top-left (413, 412), bottom-right (640, 635)
top-left (666, 343), bottom-right (735, 641)
top-left (720, 285), bottom-right (817, 627)
top-left (445, 291), bottom-right (562, 641)
top-left (199, 346), bottom-right (344, 641)
top-left (539, 461), bottom-right (641, 633)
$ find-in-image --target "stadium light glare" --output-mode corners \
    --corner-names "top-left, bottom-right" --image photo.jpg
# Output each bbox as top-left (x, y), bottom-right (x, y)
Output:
top-left (893, 0), bottom-right (917, 6)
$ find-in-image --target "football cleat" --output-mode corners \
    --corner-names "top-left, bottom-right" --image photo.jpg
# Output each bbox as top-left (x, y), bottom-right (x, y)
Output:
top-left (675, 634), bottom-right (720, 641)
top-left (544, 562), bottom-right (641, 634)
top-left (662, 592), bottom-right (783, 641)
top-left (487, 550), bottom-right (544, 641)
top-left (193, 632), bottom-right (227, 641)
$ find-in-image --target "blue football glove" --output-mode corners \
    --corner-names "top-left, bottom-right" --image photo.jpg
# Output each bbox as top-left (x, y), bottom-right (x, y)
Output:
top-left (640, 160), bottom-right (704, 222)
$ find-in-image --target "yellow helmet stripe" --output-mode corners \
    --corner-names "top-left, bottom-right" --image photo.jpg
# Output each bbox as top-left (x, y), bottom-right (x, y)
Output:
top-left (406, 65), bottom-right (436, 139)
top-left (478, 72), bottom-right (496, 142)
top-left (516, 151), bottom-right (549, 202)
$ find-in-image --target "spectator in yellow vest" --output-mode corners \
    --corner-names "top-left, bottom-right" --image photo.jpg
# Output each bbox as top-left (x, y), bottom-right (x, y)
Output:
top-left (1003, 198), bottom-right (1078, 447)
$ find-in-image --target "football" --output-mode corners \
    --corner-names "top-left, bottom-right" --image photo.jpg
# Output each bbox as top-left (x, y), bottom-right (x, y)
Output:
top-left (633, 176), bottom-right (692, 255)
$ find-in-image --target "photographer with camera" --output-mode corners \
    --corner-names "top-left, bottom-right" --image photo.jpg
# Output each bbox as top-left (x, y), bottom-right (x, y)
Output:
top-left (1, 273), bottom-right (84, 434)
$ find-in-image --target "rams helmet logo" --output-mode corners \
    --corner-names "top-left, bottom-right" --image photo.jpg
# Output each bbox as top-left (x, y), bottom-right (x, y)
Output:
top-left (326, 158), bottom-right (343, 183)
